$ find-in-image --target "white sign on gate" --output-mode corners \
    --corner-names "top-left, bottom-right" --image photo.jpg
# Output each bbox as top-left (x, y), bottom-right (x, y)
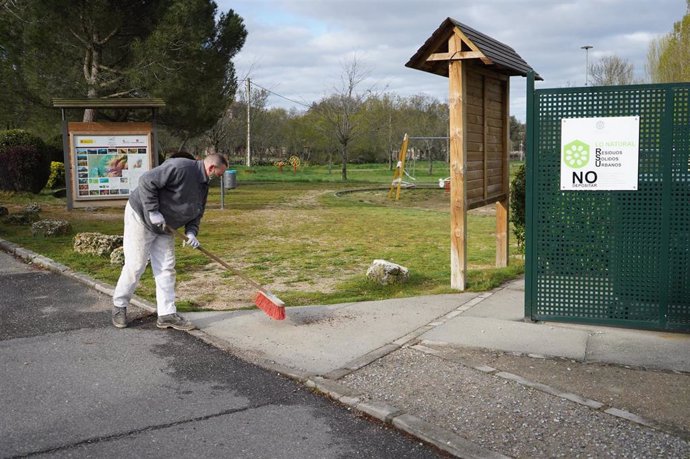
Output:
top-left (560, 116), bottom-right (640, 191)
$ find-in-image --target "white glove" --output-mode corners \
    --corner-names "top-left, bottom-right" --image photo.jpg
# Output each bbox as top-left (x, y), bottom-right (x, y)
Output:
top-left (148, 211), bottom-right (166, 228)
top-left (184, 232), bottom-right (200, 249)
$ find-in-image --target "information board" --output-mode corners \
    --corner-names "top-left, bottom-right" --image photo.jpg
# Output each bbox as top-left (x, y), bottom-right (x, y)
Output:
top-left (67, 122), bottom-right (155, 207)
top-left (72, 134), bottom-right (150, 199)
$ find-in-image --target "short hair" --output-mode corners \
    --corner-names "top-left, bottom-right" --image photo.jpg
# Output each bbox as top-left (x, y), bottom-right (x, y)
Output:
top-left (204, 153), bottom-right (228, 168)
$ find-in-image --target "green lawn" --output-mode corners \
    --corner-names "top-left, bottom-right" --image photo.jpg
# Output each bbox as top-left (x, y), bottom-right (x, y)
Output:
top-left (0, 162), bottom-right (524, 311)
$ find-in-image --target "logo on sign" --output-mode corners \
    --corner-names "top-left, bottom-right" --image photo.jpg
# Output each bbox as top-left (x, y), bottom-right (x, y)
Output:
top-left (562, 140), bottom-right (590, 168)
top-left (563, 139), bottom-right (599, 185)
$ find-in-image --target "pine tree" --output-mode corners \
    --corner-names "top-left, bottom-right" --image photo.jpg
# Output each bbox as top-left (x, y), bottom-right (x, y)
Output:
top-left (0, 0), bottom-right (247, 138)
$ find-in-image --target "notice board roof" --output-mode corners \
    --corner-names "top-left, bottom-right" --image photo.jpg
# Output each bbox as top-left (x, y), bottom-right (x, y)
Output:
top-left (52, 98), bottom-right (166, 109)
top-left (406, 17), bottom-right (542, 80)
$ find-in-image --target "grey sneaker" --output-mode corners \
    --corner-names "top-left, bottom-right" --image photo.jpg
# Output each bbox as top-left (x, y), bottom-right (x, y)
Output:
top-left (112, 307), bottom-right (127, 328)
top-left (156, 313), bottom-right (195, 331)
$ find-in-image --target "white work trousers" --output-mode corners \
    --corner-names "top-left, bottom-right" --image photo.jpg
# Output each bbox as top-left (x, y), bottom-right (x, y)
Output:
top-left (112, 203), bottom-right (177, 316)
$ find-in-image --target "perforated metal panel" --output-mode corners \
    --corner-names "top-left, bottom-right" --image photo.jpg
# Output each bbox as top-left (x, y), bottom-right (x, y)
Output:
top-left (525, 82), bottom-right (690, 331)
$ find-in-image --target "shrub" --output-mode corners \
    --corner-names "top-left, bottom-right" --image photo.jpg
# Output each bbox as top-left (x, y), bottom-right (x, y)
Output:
top-left (46, 134), bottom-right (66, 163)
top-left (45, 144), bottom-right (64, 164)
top-left (46, 161), bottom-right (66, 189)
top-left (0, 129), bottom-right (45, 151)
top-left (0, 130), bottom-right (51, 193)
top-left (0, 145), bottom-right (51, 193)
top-left (509, 163), bottom-right (526, 251)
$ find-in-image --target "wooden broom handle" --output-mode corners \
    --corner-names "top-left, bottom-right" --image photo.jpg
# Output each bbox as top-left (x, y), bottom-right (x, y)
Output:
top-left (168, 227), bottom-right (264, 291)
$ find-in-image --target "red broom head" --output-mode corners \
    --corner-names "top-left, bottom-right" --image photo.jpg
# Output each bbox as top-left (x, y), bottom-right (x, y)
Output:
top-left (254, 290), bottom-right (286, 320)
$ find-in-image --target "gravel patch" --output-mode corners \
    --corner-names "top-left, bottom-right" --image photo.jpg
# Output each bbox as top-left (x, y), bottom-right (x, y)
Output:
top-left (341, 348), bottom-right (690, 458)
top-left (423, 345), bottom-right (690, 439)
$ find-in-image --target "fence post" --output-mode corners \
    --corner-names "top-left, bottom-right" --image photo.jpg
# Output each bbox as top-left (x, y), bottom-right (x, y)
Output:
top-left (657, 87), bottom-right (675, 329)
top-left (524, 71), bottom-right (536, 320)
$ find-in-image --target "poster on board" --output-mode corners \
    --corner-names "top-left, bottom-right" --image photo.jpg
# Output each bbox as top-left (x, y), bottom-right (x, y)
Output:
top-left (71, 134), bottom-right (151, 199)
top-left (560, 116), bottom-right (640, 191)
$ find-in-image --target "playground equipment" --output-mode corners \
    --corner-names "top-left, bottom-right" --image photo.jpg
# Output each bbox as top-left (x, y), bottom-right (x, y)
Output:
top-left (389, 134), bottom-right (451, 200)
top-left (288, 155), bottom-right (300, 174)
top-left (387, 134), bottom-right (410, 200)
top-left (275, 156), bottom-right (300, 174)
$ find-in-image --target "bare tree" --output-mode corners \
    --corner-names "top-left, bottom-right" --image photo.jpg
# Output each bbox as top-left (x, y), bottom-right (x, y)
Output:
top-left (318, 56), bottom-right (371, 181)
top-left (207, 81), bottom-right (271, 162)
top-left (589, 55), bottom-right (635, 86)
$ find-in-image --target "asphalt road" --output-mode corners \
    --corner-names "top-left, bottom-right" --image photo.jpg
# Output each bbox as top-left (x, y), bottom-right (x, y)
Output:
top-left (0, 253), bottom-right (443, 458)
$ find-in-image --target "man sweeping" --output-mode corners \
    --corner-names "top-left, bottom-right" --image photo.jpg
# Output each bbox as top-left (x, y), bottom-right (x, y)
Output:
top-left (112, 153), bottom-right (228, 330)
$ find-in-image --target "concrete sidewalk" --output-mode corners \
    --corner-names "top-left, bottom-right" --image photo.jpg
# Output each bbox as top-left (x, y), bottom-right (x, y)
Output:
top-left (2, 238), bottom-right (689, 458)
top-left (186, 278), bottom-right (690, 375)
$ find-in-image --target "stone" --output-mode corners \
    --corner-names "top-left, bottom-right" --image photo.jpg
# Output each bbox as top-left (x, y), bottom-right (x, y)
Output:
top-left (2, 202), bottom-right (41, 226)
top-left (24, 202), bottom-right (41, 213)
top-left (110, 246), bottom-right (125, 265)
top-left (31, 219), bottom-right (72, 237)
top-left (3, 211), bottom-right (40, 225)
top-left (73, 232), bottom-right (123, 257)
top-left (366, 259), bottom-right (409, 285)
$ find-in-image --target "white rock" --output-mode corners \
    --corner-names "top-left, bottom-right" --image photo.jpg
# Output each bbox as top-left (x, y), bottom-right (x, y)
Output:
top-left (366, 259), bottom-right (409, 285)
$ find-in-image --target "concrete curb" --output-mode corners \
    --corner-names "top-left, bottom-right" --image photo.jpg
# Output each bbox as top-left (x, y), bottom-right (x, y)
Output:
top-left (188, 329), bottom-right (314, 383)
top-left (0, 237), bottom-right (156, 313)
top-left (392, 414), bottom-right (511, 459)
top-left (303, 377), bottom-right (506, 459)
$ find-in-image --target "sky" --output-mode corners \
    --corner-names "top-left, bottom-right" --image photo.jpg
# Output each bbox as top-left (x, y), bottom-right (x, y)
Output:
top-left (216, 0), bottom-right (686, 122)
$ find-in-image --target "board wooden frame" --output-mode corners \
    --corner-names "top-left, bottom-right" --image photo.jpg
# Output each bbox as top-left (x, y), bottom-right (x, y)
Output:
top-left (66, 122), bottom-right (155, 209)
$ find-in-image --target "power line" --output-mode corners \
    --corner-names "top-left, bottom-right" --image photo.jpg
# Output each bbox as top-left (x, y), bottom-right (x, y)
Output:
top-left (239, 78), bottom-right (312, 109)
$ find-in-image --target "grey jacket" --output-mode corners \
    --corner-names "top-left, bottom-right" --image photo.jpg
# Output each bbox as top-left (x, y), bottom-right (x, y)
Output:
top-left (128, 158), bottom-right (209, 235)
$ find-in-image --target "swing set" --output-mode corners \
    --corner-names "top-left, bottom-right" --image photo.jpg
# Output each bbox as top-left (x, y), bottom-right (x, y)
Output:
top-left (388, 134), bottom-right (450, 200)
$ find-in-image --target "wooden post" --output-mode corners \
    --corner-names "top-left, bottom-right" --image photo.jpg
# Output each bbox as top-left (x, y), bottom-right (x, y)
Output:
top-left (483, 75), bottom-right (488, 200)
top-left (496, 199), bottom-right (508, 266)
top-left (449, 32), bottom-right (467, 290)
top-left (496, 78), bottom-right (510, 267)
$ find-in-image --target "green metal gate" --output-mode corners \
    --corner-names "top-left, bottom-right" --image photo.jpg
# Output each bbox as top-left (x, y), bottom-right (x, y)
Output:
top-left (525, 73), bottom-right (690, 332)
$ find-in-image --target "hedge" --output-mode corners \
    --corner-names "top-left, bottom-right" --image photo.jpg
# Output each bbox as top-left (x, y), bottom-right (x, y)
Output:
top-left (0, 130), bottom-right (51, 193)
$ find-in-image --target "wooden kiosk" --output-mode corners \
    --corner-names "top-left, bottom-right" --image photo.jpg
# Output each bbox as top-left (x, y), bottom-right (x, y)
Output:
top-left (406, 18), bottom-right (540, 290)
top-left (52, 98), bottom-right (165, 210)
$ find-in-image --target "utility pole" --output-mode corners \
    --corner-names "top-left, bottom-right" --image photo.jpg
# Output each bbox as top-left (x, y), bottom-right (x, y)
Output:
top-left (246, 78), bottom-right (251, 167)
top-left (388, 111), bottom-right (392, 170)
top-left (581, 45), bottom-right (593, 86)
